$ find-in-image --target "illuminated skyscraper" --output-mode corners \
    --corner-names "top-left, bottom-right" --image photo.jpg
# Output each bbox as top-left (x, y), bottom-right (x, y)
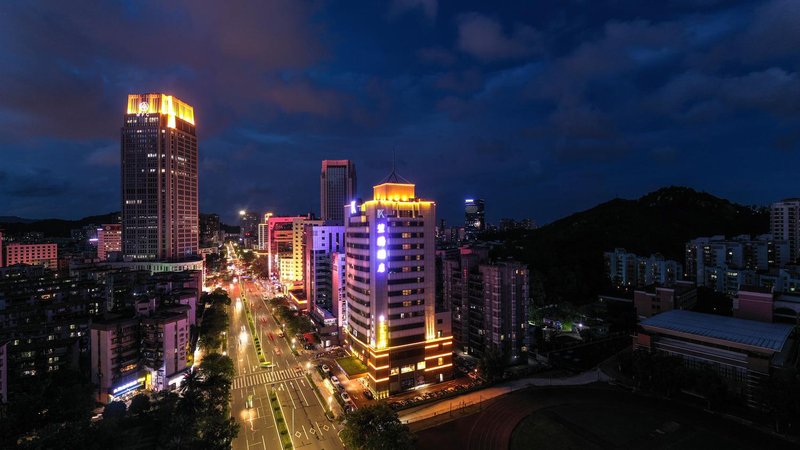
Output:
top-left (121, 94), bottom-right (198, 261)
top-left (321, 160), bottom-right (357, 224)
top-left (345, 170), bottom-right (452, 398)
top-left (464, 198), bottom-right (485, 240)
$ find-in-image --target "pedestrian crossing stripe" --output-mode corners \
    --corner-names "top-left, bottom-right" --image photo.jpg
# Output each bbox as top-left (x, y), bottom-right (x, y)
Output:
top-left (232, 367), bottom-right (305, 389)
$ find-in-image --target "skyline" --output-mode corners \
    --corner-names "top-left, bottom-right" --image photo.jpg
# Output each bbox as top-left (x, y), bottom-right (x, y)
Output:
top-left (2, 0), bottom-right (800, 225)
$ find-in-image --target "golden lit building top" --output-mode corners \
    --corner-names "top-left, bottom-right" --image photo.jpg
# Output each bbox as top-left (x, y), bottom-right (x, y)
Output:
top-left (372, 182), bottom-right (416, 201)
top-left (126, 93), bottom-right (195, 128)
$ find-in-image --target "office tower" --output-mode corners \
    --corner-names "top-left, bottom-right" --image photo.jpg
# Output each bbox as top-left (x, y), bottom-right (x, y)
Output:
top-left (321, 160), bottom-right (357, 224)
top-left (121, 93), bottom-right (198, 261)
top-left (464, 198), bottom-right (485, 240)
top-left (304, 224), bottom-right (345, 314)
top-left (266, 216), bottom-right (296, 277)
top-left (771, 199), bottom-right (800, 262)
top-left (239, 210), bottom-right (260, 248)
top-left (345, 170), bottom-right (452, 398)
top-left (97, 224), bottom-right (122, 261)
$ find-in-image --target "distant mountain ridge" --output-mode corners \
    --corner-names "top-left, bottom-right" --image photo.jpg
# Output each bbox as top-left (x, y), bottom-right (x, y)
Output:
top-left (490, 186), bottom-right (769, 304)
top-left (0, 212), bottom-right (121, 237)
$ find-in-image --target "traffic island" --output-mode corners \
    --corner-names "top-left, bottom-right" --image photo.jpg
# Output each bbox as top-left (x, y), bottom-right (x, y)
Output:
top-left (269, 391), bottom-right (293, 450)
top-left (241, 290), bottom-right (271, 368)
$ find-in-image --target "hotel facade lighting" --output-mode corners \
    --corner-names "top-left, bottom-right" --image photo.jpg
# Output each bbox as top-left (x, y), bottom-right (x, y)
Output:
top-left (344, 173), bottom-right (452, 398)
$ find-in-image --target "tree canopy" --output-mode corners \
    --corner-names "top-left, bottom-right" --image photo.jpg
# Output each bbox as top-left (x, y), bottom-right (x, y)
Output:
top-left (340, 403), bottom-right (415, 450)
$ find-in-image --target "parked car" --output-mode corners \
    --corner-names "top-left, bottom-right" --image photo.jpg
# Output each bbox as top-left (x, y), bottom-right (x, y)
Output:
top-left (363, 390), bottom-right (374, 400)
top-left (335, 383), bottom-right (345, 391)
top-left (330, 375), bottom-right (340, 384)
top-left (322, 364), bottom-right (331, 374)
top-left (341, 392), bottom-right (351, 402)
top-left (304, 344), bottom-right (315, 350)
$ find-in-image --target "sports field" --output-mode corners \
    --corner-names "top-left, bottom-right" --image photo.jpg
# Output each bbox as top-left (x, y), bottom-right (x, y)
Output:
top-left (510, 403), bottom-right (756, 449)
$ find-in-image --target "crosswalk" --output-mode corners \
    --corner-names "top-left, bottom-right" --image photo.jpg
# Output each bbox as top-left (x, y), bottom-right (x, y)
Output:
top-left (233, 367), bottom-right (305, 390)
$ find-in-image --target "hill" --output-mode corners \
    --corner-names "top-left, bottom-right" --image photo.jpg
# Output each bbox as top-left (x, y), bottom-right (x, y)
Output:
top-left (488, 186), bottom-right (769, 304)
top-left (0, 212), bottom-right (121, 237)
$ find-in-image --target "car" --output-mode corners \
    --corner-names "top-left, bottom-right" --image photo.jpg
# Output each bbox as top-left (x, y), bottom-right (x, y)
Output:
top-left (246, 395), bottom-right (254, 409)
top-left (321, 364), bottom-right (331, 373)
top-left (277, 331), bottom-right (284, 338)
top-left (341, 392), bottom-right (351, 402)
top-left (335, 383), bottom-right (345, 391)
top-left (363, 390), bottom-right (374, 400)
top-left (330, 375), bottom-right (340, 384)
top-left (304, 344), bottom-right (315, 350)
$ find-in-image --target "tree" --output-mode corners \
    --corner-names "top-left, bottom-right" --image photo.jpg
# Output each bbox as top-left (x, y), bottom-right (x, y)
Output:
top-left (199, 353), bottom-right (236, 382)
top-left (478, 346), bottom-right (505, 382)
top-left (103, 401), bottom-right (127, 420)
top-left (340, 403), bottom-right (415, 450)
top-left (128, 393), bottom-right (152, 416)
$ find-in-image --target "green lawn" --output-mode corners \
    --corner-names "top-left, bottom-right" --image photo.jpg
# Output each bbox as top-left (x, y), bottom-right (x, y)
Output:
top-left (336, 356), bottom-right (368, 376)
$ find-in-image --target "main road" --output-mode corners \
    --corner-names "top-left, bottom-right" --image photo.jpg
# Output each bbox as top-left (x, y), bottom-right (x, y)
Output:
top-left (226, 243), bottom-right (344, 450)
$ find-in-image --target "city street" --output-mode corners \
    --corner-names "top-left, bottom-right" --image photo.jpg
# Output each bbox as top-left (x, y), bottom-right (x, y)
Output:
top-left (226, 244), bottom-right (344, 450)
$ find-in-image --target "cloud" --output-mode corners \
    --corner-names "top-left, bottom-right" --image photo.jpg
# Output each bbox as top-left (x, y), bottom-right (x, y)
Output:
top-left (0, 169), bottom-right (71, 198)
top-left (652, 68), bottom-right (800, 118)
top-left (740, 0), bottom-right (800, 62)
top-left (434, 69), bottom-right (483, 93)
top-left (390, 0), bottom-right (437, 21)
top-left (0, 0), bottom-right (328, 140)
top-left (86, 144), bottom-right (119, 167)
top-left (456, 13), bottom-right (541, 62)
top-left (417, 47), bottom-right (457, 66)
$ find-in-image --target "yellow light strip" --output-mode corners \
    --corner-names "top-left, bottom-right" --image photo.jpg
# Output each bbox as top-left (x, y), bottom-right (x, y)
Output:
top-left (348, 327), bottom-right (451, 353)
top-left (424, 363), bottom-right (453, 372)
top-left (367, 372), bottom-right (390, 383)
top-left (368, 361), bottom-right (389, 370)
top-left (424, 352), bottom-right (452, 360)
top-left (425, 341), bottom-right (453, 349)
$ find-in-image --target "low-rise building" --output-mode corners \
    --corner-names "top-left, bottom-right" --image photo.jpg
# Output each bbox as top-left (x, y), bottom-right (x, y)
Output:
top-left (633, 281), bottom-right (697, 319)
top-left (635, 310), bottom-right (797, 404)
top-left (4, 243), bottom-right (58, 269)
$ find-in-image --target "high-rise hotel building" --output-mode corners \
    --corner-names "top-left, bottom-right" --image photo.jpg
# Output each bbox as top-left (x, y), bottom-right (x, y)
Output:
top-left (121, 94), bottom-right (198, 261)
top-left (345, 171), bottom-right (452, 398)
top-left (321, 160), bottom-right (357, 224)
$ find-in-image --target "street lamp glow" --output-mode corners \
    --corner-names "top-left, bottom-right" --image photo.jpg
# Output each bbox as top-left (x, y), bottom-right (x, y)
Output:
top-left (239, 210), bottom-right (246, 215)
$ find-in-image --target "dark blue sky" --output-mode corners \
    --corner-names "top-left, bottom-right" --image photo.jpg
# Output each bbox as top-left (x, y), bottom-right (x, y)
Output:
top-left (1, 0), bottom-right (799, 225)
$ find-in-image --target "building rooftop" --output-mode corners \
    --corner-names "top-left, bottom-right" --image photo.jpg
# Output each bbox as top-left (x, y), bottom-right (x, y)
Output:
top-left (641, 310), bottom-right (794, 352)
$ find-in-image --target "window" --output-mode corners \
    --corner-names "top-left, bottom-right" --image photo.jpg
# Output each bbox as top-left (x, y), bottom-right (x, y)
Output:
top-left (416, 361), bottom-right (426, 370)
top-left (390, 367), bottom-right (399, 376)
top-left (400, 364), bottom-right (415, 374)
top-left (438, 357), bottom-right (444, 366)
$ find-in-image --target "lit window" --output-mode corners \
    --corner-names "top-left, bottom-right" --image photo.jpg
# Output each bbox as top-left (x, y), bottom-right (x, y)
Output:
top-left (377, 249), bottom-right (387, 260)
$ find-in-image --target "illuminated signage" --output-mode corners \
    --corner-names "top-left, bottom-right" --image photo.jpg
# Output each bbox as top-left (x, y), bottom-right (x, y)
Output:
top-left (465, 199), bottom-right (474, 203)
top-left (138, 101), bottom-right (150, 112)
top-left (377, 209), bottom-right (386, 218)
top-left (377, 249), bottom-right (387, 260)
top-left (111, 377), bottom-right (145, 395)
top-left (350, 200), bottom-right (356, 214)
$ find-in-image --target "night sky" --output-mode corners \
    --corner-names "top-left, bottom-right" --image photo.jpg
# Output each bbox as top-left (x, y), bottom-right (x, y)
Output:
top-left (1, 0), bottom-right (799, 225)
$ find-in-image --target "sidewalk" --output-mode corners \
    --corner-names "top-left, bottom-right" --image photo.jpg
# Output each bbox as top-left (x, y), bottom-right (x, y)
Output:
top-left (399, 368), bottom-right (609, 424)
